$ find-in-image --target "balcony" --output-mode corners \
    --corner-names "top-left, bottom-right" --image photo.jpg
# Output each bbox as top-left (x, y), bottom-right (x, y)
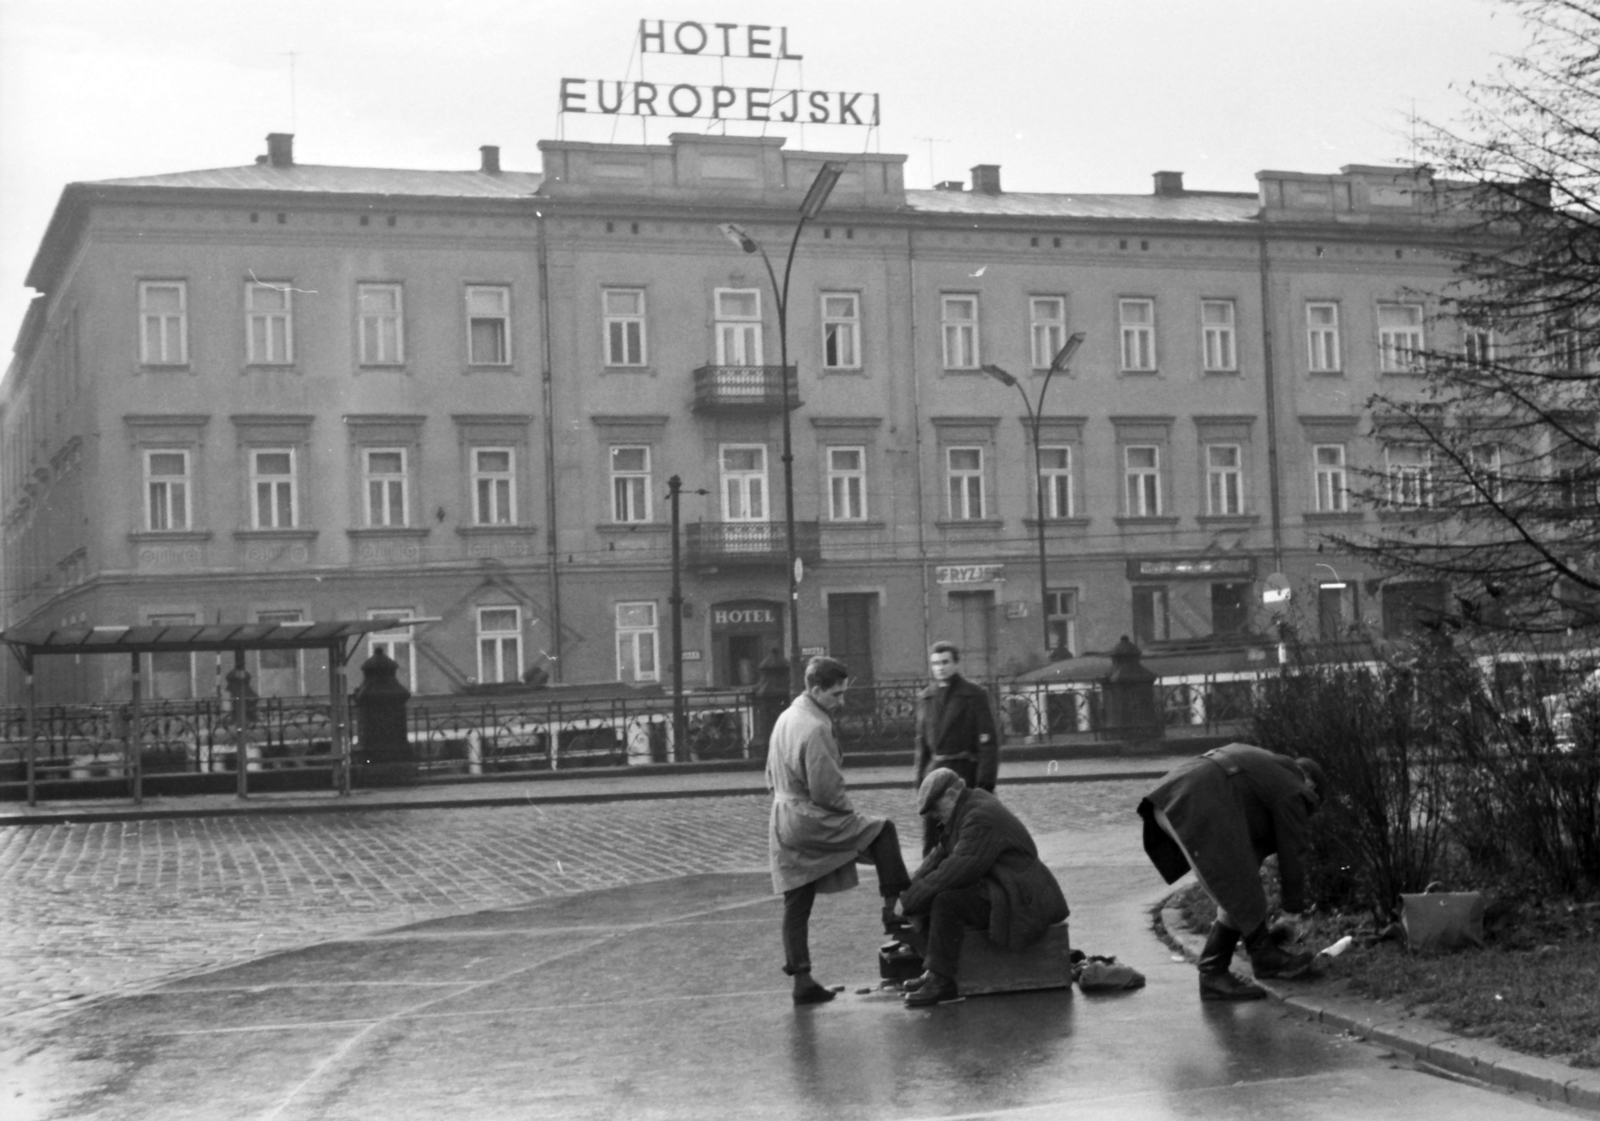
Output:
top-left (685, 521), bottom-right (821, 568)
top-left (692, 365), bottom-right (800, 414)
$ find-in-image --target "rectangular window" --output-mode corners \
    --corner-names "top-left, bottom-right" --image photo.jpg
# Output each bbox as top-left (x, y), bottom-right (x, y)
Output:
top-left (604, 288), bottom-right (647, 366)
top-left (1030, 297), bottom-right (1066, 369)
top-left (358, 283), bottom-right (404, 365)
top-left (721, 445), bottom-right (768, 521)
top-left (476, 606), bottom-right (521, 684)
top-left (1132, 586), bottom-right (1170, 645)
top-left (250, 448), bottom-right (297, 528)
top-left (367, 608), bottom-right (416, 691)
top-left (1550, 317), bottom-right (1585, 371)
top-left (1385, 445), bottom-right (1433, 508)
top-left (466, 285), bottom-right (511, 365)
top-left (246, 283), bottom-right (293, 364)
top-left (827, 446), bottom-right (867, 521)
top-left (1314, 445), bottom-right (1348, 512)
top-left (1471, 443), bottom-right (1504, 504)
top-left (1125, 445), bottom-right (1161, 516)
top-left (1307, 302), bottom-right (1341, 371)
top-left (942, 295), bottom-right (979, 369)
top-left (1212, 583), bottom-right (1250, 635)
top-left (610, 445), bottom-right (651, 523)
top-left (363, 448), bottom-right (409, 527)
top-left (946, 446), bottom-right (985, 519)
top-left (255, 609), bottom-right (304, 696)
top-left (1378, 302), bottom-right (1425, 372)
top-left (1045, 588), bottom-right (1078, 657)
top-left (145, 450), bottom-right (190, 531)
top-left (1464, 326), bottom-right (1494, 368)
top-left (822, 293), bottom-right (860, 369)
top-left (615, 602), bottom-right (660, 683)
top-left (1039, 446), bottom-right (1072, 518)
top-left (1119, 298), bottom-right (1155, 371)
top-left (139, 281), bottom-right (187, 365)
top-left (472, 448), bottom-right (515, 525)
top-left (715, 289), bottom-right (762, 365)
top-left (146, 613), bottom-right (196, 699)
top-left (1201, 299), bottom-right (1236, 371)
top-left (1318, 583), bottom-right (1357, 640)
top-left (1206, 444), bottom-right (1242, 514)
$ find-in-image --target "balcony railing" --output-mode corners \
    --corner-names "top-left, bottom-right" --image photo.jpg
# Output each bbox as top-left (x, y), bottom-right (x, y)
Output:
top-left (685, 521), bottom-right (821, 568)
top-left (692, 365), bottom-right (800, 413)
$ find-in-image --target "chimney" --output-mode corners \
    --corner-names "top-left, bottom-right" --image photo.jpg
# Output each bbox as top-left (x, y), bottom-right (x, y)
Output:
top-left (480, 145), bottom-right (502, 174)
top-left (934, 179), bottom-right (965, 192)
top-left (1153, 170), bottom-right (1184, 197)
top-left (970, 164), bottom-right (1002, 195)
top-left (265, 133), bottom-right (294, 168)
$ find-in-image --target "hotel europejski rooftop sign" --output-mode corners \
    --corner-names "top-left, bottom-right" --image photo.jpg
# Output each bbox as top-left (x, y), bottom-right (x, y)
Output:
top-left (560, 20), bottom-right (880, 125)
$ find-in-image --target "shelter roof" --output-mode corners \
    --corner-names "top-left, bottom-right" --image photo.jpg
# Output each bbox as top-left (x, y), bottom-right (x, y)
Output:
top-left (2, 619), bottom-right (410, 657)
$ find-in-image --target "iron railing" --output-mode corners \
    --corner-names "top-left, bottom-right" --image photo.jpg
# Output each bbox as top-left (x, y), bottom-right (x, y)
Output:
top-left (0, 696), bottom-right (338, 784)
top-left (684, 521), bottom-right (821, 567)
top-left (691, 364), bottom-right (800, 413)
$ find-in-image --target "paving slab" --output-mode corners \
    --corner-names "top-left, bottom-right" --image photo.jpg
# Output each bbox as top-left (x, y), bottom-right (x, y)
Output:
top-left (5, 826), bottom-right (1580, 1120)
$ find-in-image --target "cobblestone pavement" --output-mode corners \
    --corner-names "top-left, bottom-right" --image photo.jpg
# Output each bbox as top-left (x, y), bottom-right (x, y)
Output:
top-left (0, 780), bottom-right (1149, 1029)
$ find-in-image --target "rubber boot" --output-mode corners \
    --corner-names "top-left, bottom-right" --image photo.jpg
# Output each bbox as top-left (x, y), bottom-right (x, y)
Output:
top-left (1196, 921), bottom-right (1266, 1001)
top-left (1244, 922), bottom-right (1315, 980)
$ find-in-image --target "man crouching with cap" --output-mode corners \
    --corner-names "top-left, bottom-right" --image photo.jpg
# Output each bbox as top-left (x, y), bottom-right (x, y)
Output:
top-left (897, 769), bottom-right (1069, 1007)
top-left (767, 656), bottom-right (914, 1005)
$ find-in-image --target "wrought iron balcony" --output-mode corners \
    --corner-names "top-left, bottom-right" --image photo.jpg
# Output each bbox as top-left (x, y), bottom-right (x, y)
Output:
top-left (691, 365), bottom-right (801, 414)
top-left (685, 521), bottom-right (821, 568)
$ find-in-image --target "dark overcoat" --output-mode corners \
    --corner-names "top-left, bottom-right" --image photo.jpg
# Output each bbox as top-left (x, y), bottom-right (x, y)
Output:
top-left (913, 674), bottom-right (1000, 790)
top-left (1137, 742), bottom-right (1317, 933)
top-left (900, 788), bottom-right (1068, 951)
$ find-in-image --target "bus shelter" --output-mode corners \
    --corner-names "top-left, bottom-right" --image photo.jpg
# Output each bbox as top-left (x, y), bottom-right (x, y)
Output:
top-left (1, 618), bottom-right (414, 806)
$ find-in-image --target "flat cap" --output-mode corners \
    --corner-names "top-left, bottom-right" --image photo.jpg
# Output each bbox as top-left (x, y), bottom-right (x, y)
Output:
top-left (917, 767), bottom-right (967, 815)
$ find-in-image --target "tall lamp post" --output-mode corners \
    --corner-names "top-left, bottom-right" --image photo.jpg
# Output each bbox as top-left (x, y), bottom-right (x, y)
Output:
top-left (982, 331), bottom-right (1086, 661)
top-left (719, 160), bottom-right (847, 696)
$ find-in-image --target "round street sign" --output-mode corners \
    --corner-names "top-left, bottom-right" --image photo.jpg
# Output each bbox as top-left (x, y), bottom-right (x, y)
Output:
top-left (794, 557), bottom-right (804, 584)
top-left (1263, 572), bottom-right (1292, 614)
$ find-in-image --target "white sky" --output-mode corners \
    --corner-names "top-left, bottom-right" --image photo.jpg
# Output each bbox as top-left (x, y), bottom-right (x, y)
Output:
top-left (0, 0), bottom-right (1524, 359)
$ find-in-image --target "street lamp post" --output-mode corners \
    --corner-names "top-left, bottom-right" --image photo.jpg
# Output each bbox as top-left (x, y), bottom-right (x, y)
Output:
top-left (719, 161), bottom-right (846, 696)
top-left (982, 331), bottom-right (1085, 661)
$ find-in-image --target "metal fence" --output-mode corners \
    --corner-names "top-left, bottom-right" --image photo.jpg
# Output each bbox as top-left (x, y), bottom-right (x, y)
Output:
top-left (1, 669), bottom-right (1267, 798)
top-left (0, 696), bottom-right (338, 787)
top-left (403, 687), bottom-right (757, 774)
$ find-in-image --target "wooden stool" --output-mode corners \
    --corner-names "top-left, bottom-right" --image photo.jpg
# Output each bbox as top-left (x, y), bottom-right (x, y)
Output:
top-left (906, 923), bottom-right (1074, 996)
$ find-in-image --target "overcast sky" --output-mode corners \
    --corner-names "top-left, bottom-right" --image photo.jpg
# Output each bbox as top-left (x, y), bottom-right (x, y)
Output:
top-left (0, 0), bottom-right (1523, 360)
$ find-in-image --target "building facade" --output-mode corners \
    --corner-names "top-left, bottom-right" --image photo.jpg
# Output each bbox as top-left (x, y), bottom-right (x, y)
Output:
top-left (1, 131), bottom-right (1467, 702)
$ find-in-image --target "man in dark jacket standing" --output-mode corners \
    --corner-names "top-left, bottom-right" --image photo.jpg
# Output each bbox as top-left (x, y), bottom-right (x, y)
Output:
top-left (899, 768), bottom-right (1069, 1007)
top-left (914, 641), bottom-right (999, 852)
top-left (1138, 743), bottom-right (1327, 1001)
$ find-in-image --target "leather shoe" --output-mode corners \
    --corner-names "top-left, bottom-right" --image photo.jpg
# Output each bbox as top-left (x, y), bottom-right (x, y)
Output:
top-left (903, 974), bottom-right (960, 1007)
top-left (1199, 971), bottom-right (1267, 1002)
top-left (793, 979), bottom-right (836, 1006)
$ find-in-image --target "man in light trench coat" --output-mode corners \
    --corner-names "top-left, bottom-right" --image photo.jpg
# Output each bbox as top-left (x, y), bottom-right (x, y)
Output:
top-left (767, 656), bottom-right (913, 1005)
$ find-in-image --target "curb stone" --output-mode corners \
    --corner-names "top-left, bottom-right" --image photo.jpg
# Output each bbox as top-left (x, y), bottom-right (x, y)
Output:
top-left (1156, 904), bottom-right (1598, 1113)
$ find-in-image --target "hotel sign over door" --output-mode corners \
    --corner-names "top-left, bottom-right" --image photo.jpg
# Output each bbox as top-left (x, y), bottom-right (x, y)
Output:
top-left (560, 20), bottom-right (881, 125)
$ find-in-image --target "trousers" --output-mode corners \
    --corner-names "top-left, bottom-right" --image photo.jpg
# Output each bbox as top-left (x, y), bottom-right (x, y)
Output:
top-left (921, 881), bottom-right (992, 978)
top-left (782, 818), bottom-right (912, 974)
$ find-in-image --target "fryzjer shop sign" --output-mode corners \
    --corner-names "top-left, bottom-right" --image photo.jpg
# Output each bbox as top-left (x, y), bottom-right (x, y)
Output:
top-left (560, 20), bottom-right (880, 126)
top-left (936, 565), bottom-right (1005, 585)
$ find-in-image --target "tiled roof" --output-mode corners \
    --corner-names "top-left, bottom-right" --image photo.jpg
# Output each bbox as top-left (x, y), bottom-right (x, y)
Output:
top-left (91, 164), bottom-right (544, 199)
top-left (906, 188), bottom-right (1260, 223)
